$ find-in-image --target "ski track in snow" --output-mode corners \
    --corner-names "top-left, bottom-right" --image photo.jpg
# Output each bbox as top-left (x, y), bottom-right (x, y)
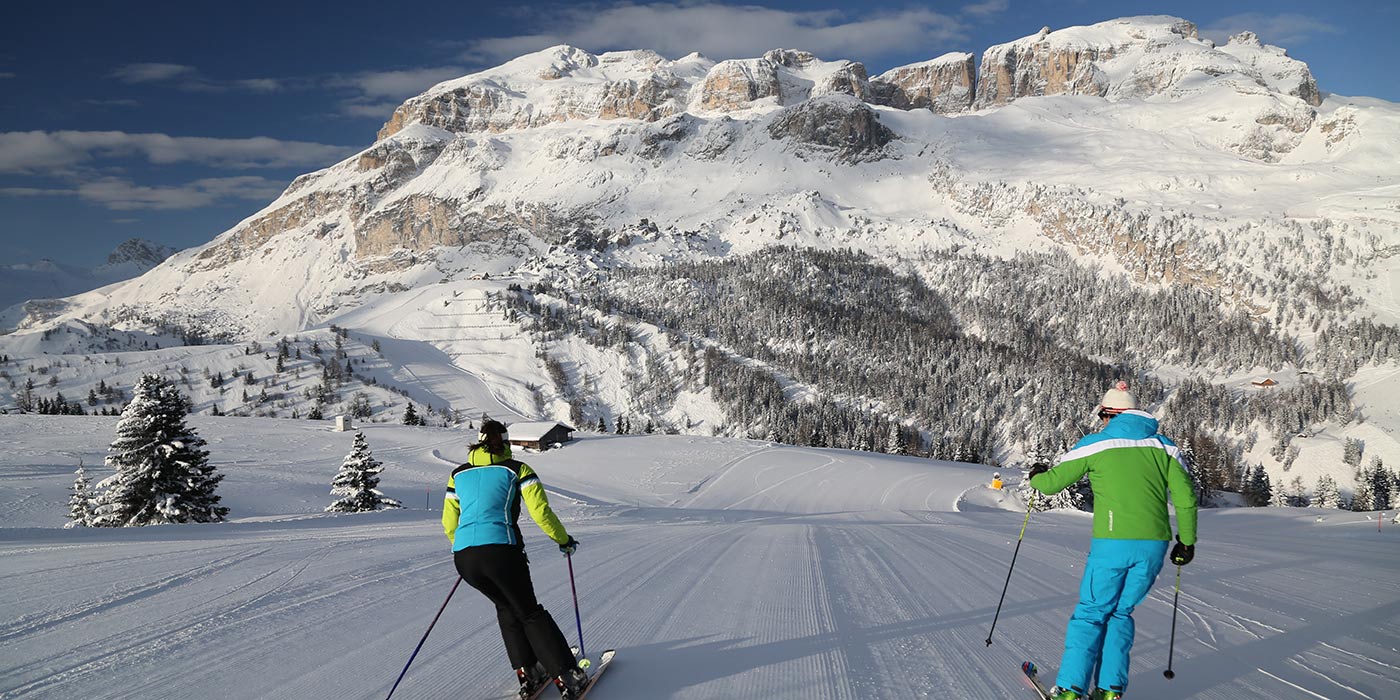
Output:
top-left (1, 418), bottom-right (1398, 700)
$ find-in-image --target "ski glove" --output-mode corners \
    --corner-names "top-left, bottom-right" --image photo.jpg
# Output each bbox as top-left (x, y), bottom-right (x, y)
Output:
top-left (1027, 463), bottom-right (1050, 479)
top-left (1170, 539), bottom-right (1194, 566)
top-left (559, 536), bottom-right (579, 556)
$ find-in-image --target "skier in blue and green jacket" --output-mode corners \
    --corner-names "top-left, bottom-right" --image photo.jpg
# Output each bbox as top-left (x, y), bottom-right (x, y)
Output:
top-left (444, 419), bottom-right (588, 700)
top-left (1027, 382), bottom-right (1198, 700)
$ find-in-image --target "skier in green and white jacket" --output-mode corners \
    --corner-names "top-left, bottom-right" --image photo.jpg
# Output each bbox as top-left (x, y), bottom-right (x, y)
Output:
top-left (1027, 381), bottom-right (1198, 700)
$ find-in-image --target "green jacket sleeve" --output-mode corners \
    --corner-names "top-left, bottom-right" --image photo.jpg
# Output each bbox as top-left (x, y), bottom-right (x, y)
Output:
top-left (442, 472), bottom-right (460, 545)
top-left (1167, 456), bottom-right (1199, 545)
top-left (1029, 456), bottom-right (1090, 495)
top-left (518, 463), bottom-right (570, 545)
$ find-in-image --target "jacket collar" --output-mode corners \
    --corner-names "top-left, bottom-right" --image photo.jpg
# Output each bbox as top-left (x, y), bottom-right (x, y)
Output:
top-left (469, 445), bottom-right (513, 465)
top-left (1101, 410), bottom-right (1160, 439)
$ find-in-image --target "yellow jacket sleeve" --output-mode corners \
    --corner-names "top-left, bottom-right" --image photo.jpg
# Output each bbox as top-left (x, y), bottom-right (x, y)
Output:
top-left (518, 463), bottom-right (570, 545)
top-left (442, 472), bottom-right (460, 545)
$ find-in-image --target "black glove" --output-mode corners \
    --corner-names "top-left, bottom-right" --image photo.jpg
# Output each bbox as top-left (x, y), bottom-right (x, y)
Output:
top-left (1027, 463), bottom-right (1050, 479)
top-left (1170, 539), bottom-right (1194, 566)
top-left (559, 536), bottom-right (579, 556)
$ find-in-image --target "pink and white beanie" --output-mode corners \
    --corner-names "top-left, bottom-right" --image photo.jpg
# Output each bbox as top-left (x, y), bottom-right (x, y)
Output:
top-left (1098, 380), bottom-right (1138, 414)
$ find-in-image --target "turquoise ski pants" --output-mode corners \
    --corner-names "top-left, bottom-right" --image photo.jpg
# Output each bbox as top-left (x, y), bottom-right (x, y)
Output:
top-left (1055, 538), bottom-right (1169, 695)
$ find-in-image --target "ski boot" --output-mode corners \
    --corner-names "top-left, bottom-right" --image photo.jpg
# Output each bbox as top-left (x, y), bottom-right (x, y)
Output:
top-left (515, 663), bottom-right (549, 700)
top-left (1048, 687), bottom-right (1084, 700)
top-left (1091, 689), bottom-right (1123, 700)
top-left (553, 666), bottom-right (589, 700)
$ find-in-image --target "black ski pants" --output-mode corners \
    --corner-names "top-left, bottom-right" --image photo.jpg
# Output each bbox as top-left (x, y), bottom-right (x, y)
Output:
top-left (454, 544), bottom-right (575, 676)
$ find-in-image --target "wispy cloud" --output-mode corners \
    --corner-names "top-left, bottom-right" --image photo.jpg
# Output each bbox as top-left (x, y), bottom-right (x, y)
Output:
top-left (962, 0), bottom-right (1009, 18)
top-left (110, 62), bottom-right (285, 93)
top-left (0, 72), bottom-right (16, 79)
top-left (1200, 13), bottom-right (1342, 46)
top-left (77, 176), bottom-right (284, 210)
top-left (333, 66), bottom-right (469, 118)
top-left (111, 63), bottom-right (198, 83)
top-left (81, 98), bottom-right (141, 108)
top-left (3, 176), bottom-right (285, 210)
top-left (461, 2), bottom-right (966, 64)
top-left (0, 130), bottom-right (355, 175)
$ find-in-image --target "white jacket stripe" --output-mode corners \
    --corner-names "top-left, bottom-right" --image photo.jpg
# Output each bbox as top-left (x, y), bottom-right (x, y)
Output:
top-left (1057, 437), bottom-right (1182, 464)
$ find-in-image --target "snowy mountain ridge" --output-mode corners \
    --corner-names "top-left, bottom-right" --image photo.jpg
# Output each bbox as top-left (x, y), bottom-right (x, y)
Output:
top-left (0, 238), bottom-right (175, 317)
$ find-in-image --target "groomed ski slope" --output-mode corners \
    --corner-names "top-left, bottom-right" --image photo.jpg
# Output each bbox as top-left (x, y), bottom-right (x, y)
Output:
top-left (1, 416), bottom-right (1396, 700)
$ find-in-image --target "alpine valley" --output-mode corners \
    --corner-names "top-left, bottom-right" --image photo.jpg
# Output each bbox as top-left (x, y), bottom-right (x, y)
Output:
top-left (4, 15), bottom-right (1400, 504)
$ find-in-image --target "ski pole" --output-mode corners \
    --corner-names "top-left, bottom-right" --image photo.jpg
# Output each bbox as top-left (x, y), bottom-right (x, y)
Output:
top-left (986, 493), bottom-right (1036, 646)
top-left (567, 551), bottom-right (588, 666)
top-left (385, 577), bottom-right (462, 700)
top-left (1164, 565), bottom-right (1182, 679)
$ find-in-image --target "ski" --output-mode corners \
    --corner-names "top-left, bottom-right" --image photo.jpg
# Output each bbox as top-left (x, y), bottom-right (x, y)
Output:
top-left (515, 648), bottom-right (615, 700)
top-left (1021, 661), bottom-right (1052, 700)
top-left (571, 649), bottom-right (616, 699)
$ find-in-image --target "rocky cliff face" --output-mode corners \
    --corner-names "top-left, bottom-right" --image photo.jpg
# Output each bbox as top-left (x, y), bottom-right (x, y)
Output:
top-left (973, 17), bottom-right (1325, 112)
top-left (974, 19), bottom-right (1201, 107)
top-left (767, 95), bottom-right (895, 162)
top-left (869, 53), bottom-right (976, 113)
top-left (1218, 31), bottom-right (1321, 106)
top-left (695, 57), bottom-right (783, 112)
top-left (379, 47), bottom-right (708, 139)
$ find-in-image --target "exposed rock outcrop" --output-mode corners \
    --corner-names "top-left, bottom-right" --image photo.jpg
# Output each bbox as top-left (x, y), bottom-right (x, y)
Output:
top-left (767, 95), bottom-right (895, 162)
top-left (378, 46), bottom-right (702, 139)
top-left (1218, 31), bottom-right (1321, 106)
top-left (696, 58), bottom-right (782, 112)
top-left (869, 53), bottom-right (976, 113)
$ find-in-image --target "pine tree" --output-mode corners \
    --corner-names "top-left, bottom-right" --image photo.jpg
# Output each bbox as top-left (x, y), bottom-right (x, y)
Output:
top-left (1269, 477), bottom-right (1287, 507)
top-left (1351, 480), bottom-right (1373, 512)
top-left (596, 416), bottom-right (607, 433)
top-left (1368, 457), bottom-right (1392, 510)
top-left (403, 403), bottom-right (421, 426)
top-left (1244, 464), bottom-right (1273, 507)
top-left (1342, 437), bottom-right (1364, 469)
top-left (326, 432), bottom-right (401, 513)
top-left (1312, 474), bottom-right (1342, 509)
top-left (65, 460), bottom-right (94, 528)
top-left (90, 374), bottom-right (229, 527)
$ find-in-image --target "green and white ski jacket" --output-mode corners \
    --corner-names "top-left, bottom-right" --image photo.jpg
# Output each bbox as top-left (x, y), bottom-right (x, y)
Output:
top-left (1029, 410), bottom-right (1198, 545)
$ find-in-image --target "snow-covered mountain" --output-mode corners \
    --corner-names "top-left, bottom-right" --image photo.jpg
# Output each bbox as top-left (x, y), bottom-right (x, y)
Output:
top-left (0, 238), bottom-right (176, 322)
top-left (3, 16), bottom-right (1398, 501)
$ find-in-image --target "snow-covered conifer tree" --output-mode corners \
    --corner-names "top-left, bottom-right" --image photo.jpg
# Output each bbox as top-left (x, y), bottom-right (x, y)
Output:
top-left (326, 431), bottom-right (401, 513)
top-left (1342, 437), bottom-right (1364, 469)
top-left (90, 374), bottom-right (228, 527)
top-left (1269, 477), bottom-right (1288, 507)
top-left (65, 460), bottom-right (94, 528)
top-left (1312, 474), bottom-right (1342, 509)
top-left (1351, 480), bottom-right (1374, 512)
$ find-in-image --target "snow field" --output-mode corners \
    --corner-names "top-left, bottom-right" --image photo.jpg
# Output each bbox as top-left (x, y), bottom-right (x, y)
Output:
top-left (2, 416), bottom-right (1398, 699)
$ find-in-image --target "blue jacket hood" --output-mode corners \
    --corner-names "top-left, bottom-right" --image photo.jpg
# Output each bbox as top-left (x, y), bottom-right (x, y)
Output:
top-left (1100, 410), bottom-right (1160, 440)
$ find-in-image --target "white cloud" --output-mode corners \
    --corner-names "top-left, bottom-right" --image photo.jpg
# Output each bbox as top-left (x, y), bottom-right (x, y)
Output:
top-left (0, 72), bottom-right (15, 79)
top-left (111, 63), bottom-right (198, 83)
top-left (1200, 13), bottom-right (1342, 47)
top-left (0, 131), bottom-right (355, 175)
top-left (462, 3), bottom-right (966, 64)
top-left (110, 63), bottom-right (284, 93)
top-left (82, 98), bottom-right (141, 108)
top-left (349, 67), bottom-right (469, 99)
top-left (3, 176), bottom-right (285, 211)
top-left (962, 0), bottom-right (1009, 18)
top-left (75, 176), bottom-right (284, 210)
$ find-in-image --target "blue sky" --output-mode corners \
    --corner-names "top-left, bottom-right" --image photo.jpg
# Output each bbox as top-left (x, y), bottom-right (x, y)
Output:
top-left (2, 0), bottom-right (1395, 267)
